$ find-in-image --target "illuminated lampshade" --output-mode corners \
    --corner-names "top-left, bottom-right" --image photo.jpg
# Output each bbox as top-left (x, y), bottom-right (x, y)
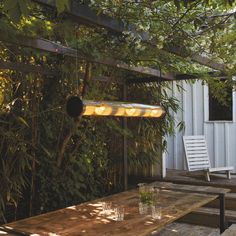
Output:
top-left (150, 109), bottom-right (162, 117)
top-left (95, 106), bottom-right (106, 115)
top-left (83, 104), bottom-right (95, 115)
top-left (66, 97), bottom-right (165, 118)
top-left (114, 107), bottom-right (126, 116)
top-left (125, 108), bottom-right (136, 116)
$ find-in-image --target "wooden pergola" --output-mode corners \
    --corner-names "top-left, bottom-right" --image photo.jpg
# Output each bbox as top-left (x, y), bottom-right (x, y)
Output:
top-left (0, 0), bottom-right (226, 83)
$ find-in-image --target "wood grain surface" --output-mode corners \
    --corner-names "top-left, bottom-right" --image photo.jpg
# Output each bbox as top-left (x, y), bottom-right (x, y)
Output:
top-left (152, 181), bottom-right (230, 194)
top-left (2, 188), bottom-right (219, 236)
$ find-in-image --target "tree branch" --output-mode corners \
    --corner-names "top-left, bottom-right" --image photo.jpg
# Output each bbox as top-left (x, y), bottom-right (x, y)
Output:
top-left (56, 62), bottom-right (92, 168)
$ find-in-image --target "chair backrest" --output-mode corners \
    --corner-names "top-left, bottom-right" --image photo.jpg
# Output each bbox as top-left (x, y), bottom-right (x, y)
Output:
top-left (183, 135), bottom-right (211, 171)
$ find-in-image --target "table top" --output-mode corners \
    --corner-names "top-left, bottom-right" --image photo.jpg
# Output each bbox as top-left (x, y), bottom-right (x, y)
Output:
top-left (2, 188), bottom-right (218, 236)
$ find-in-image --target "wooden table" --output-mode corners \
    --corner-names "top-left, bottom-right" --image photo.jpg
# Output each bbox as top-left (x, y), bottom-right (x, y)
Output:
top-left (1, 187), bottom-right (220, 236)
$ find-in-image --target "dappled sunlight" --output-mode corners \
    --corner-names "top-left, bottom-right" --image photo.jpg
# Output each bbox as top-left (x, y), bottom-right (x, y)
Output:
top-left (1, 185), bottom-right (220, 235)
top-left (164, 214), bottom-right (176, 219)
top-left (0, 230), bottom-right (7, 235)
top-left (31, 233), bottom-right (61, 236)
top-left (144, 220), bottom-right (155, 225)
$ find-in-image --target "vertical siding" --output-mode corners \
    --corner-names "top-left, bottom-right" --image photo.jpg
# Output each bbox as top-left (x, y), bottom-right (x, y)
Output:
top-left (166, 80), bottom-right (236, 172)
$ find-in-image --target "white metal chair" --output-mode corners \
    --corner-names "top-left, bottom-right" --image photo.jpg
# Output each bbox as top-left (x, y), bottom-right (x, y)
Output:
top-left (183, 135), bottom-right (234, 181)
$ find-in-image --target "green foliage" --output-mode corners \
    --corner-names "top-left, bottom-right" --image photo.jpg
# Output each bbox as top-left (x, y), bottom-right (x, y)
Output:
top-left (0, 113), bottom-right (32, 221)
top-left (2, 0), bottom-right (31, 22)
top-left (140, 191), bottom-right (153, 205)
top-left (55, 0), bottom-right (70, 14)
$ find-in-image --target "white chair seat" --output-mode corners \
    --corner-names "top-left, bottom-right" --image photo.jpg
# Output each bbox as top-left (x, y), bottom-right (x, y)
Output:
top-left (209, 167), bottom-right (234, 172)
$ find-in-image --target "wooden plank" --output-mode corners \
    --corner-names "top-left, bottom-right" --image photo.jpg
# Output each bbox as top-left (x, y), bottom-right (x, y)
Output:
top-left (33, 0), bottom-right (226, 71)
top-left (190, 166), bottom-right (209, 170)
top-left (0, 60), bottom-right (55, 75)
top-left (185, 143), bottom-right (206, 147)
top-left (156, 222), bottom-right (220, 236)
top-left (186, 150), bottom-right (208, 154)
top-left (187, 154), bottom-right (208, 158)
top-left (153, 181), bottom-right (230, 195)
top-left (126, 76), bottom-right (171, 84)
top-left (33, 0), bottom-right (127, 33)
top-left (163, 169), bottom-right (236, 192)
top-left (3, 189), bottom-right (218, 236)
top-left (185, 140), bottom-right (206, 143)
top-left (187, 151), bottom-right (208, 155)
top-left (175, 72), bottom-right (226, 80)
top-left (189, 160), bottom-right (209, 164)
top-left (163, 45), bottom-right (225, 71)
top-left (0, 61), bottom-right (125, 84)
top-left (188, 159), bottom-right (209, 163)
top-left (184, 135), bottom-right (206, 139)
top-left (186, 147), bottom-right (207, 151)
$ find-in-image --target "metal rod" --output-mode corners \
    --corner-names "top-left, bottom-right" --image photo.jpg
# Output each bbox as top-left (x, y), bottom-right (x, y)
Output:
top-left (123, 84), bottom-right (128, 190)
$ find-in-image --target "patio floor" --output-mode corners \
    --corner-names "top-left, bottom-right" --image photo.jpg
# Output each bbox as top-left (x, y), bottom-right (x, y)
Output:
top-left (163, 169), bottom-right (236, 193)
top-left (155, 169), bottom-right (236, 231)
top-left (155, 222), bottom-right (220, 236)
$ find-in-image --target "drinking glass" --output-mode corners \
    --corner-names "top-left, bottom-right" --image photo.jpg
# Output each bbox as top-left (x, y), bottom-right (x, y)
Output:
top-left (151, 205), bottom-right (162, 220)
top-left (152, 188), bottom-right (160, 205)
top-left (139, 202), bottom-right (148, 215)
top-left (114, 207), bottom-right (124, 221)
top-left (102, 202), bottom-right (112, 215)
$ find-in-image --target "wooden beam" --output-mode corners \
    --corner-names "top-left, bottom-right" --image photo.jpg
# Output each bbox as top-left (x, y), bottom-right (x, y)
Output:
top-left (175, 71), bottom-right (226, 80)
top-left (0, 60), bottom-right (55, 75)
top-left (33, 0), bottom-right (226, 71)
top-left (0, 60), bottom-right (126, 83)
top-left (0, 31), bottom-right (173, 80)
top-left (0, 59), bottom-right (224, 84)
top-left (126, 77), bottom-right (166, 84)
top-left (34, 0), bottom-right (126, 33)
top-left (163, 45), bottom-right (226, 72)
top-left (127, 70), bottom-right (227, 83)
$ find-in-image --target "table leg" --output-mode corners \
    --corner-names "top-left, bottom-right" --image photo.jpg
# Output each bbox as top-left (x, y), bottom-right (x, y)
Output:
top-left (219, 193), bottom-right (226, 234)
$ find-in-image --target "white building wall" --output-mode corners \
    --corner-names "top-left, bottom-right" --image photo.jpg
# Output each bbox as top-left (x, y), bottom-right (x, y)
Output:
top-left (165, 80), bottom-right (236, 172)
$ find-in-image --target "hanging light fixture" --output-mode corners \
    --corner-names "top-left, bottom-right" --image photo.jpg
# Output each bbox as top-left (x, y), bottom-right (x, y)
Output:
top-left (66, 97), bottom-right (165, 118)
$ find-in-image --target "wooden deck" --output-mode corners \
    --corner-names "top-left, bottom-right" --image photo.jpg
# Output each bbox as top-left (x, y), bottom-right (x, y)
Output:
top-left (162, 169), bottom-right (236, 193)
top-left (0, 223), bottom-right (221, 236)
top-left (155, 222), bottom-right (220, 236)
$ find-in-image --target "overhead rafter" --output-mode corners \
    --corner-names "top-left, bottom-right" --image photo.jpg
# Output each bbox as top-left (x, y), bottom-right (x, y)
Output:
top-left (126, 77), bottom-right (166, 84)
top-left (0, 60), bottom-right (54, 75)
top-left (163, 45), bottom-right (225, 72)
top-left (1, 60), bottom-right (224, 84)
top-left (0, 60), bottom-right (126, 83)
top-left (0, 30), bottom-right (174, 81)
top-left (127, 71), bottom-right (228, 84)
top-left (33, 0), bottom-right (226, 72)
top-left (175, 72), bottom-right (227, 80)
